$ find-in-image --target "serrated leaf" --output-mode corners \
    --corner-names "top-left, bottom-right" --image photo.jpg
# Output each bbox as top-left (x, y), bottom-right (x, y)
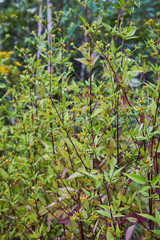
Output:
top-left (151, 174), bottom-right (160, 186)
top-left (113, 167), bottom-right (125, 178)
top-left (138, 186), bottom-right (150, 193)
top-left (123, 173), bottom-right (146, 184)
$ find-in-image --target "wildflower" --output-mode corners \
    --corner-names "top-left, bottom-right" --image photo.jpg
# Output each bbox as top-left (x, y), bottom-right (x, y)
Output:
top-left (15, 62), bottom-right (22, 66)
top-left (77, 212), bottom-right (81, 217)
top-left (137, 107), bottom-right (142, 112)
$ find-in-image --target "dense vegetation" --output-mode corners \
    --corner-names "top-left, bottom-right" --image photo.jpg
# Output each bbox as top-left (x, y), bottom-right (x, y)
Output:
top-left (0, 0), bottom-right (160, 239)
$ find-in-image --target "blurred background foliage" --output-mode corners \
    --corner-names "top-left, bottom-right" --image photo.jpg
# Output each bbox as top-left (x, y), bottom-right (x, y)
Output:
top-left (0, 0), bottom-right (159, 54)
top-left (0, 0), bottom-right (159, 95)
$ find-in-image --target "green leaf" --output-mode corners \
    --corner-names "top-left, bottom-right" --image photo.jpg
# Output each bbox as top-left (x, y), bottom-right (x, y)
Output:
top-left (102, 23), bottom-right (111, 31)
top-left (57, 148), bottom-right (69, 160)
top-left (0, 83), bottom-right (6, 88)
top-left (151, 174), bottom-right (160, 186)
top-left (95, 210), bottom-right (111, 218)
top-left (70, 137), bottom-right (82, 150)
top-left (104, 172), bottom-right (110, 182)
top-left (90, 108), bottom-right (104, 118)
top-left (111, 38), bottom-right (115, 54)
top-left (98, 205), bottom-right (111, 212)
top-left (79, 170), bottom-right (97, 180)
top-left (85, 157), bottom-right (91, 169)
top-left (151, 99), bottom-right (157, 117)
top-left (151, 230), bottom-right (160, 236)
top-left (138, 186), bottom-right (150, 193)
top-left (107, 230), bottom-right (114, 240)
top-left (66, 172), bottom-right (83, 180)
top-left (113, 167), bottom-right (125, 178)
top-left (74, 58), bottom-right (89, 65)
top-left (123, 173), bottom-right (147, 184)
top-left (155, 209), bottom-right (160, 224)
top-left (138, 214), bottom-right (160, 226)
top-left (0, 168), bottom-right (9, 178)
top-left (79, 15), bottom-right (87, 25)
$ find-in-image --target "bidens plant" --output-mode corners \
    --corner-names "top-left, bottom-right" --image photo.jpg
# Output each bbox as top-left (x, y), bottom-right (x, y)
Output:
top-left (0, 0), bottom-right (160, 239)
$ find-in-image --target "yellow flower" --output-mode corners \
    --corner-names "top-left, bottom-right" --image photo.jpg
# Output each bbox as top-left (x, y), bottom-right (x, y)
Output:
top-left (77, 212), bottom-right (81, 217)
top-left (137, 107), bottom-right (142, 112)
top-left (149, 19), bottom-right (153, 23)
top-left (15, 62), bottom-right (22, 66)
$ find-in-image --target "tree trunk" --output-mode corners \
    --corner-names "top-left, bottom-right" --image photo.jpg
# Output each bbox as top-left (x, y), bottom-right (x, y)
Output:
top-left (47, 0), bottom-right (52, 73)
top-left (37, 1), bottom-right (43, 60)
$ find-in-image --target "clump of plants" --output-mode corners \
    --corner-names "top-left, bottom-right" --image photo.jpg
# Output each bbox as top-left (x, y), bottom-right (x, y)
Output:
top-left (0, 0), bottom-right (160, 239)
